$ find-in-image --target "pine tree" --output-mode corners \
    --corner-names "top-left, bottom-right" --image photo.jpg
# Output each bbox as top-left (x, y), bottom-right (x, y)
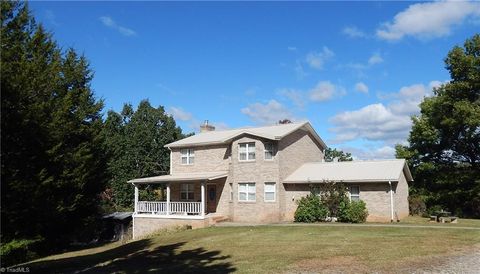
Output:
top-left (1, 1), bottom-right (107, 258)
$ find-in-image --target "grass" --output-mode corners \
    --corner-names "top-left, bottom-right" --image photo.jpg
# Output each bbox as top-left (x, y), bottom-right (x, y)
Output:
top-left (23, 221), bottom-right (480, 273)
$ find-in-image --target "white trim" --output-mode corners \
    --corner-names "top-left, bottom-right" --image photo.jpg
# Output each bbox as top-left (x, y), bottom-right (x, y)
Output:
top-left (180, 183), bottom-right (195, 201)
top-left (349, 185), bottom-right (360, 201)
top-left (264, 182), bottom-right (276, 202)
top-left (180, 148), bottom-right (195, 165)
top-left (133, 213), bottom-right (205, 220)
top-left (389, 181), bottom-right (394, 222)
top-left (238, 142), bottom-right (256, 162)
top-left (201, 181), bottom-right (206, 217)
top-left (238, 182), bottom-right (256, 202)
top-left (264, 143), bottom-right (275, 161)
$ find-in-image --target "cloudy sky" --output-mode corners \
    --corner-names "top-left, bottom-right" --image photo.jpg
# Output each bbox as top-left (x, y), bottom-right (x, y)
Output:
top-left (30, 1), bottom-right (480, 159)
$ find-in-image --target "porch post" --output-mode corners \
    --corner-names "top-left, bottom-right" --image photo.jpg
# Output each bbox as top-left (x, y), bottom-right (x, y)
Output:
top-left (201, 181), bottom-right (206, 217)
top-left (134, 184), bottom-right (139, 213)
top-left (166, 182), bottom-right (171, 215)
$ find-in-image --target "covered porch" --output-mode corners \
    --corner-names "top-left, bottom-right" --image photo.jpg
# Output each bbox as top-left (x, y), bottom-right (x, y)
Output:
top-left (128, 171), bottom-right (228, 219)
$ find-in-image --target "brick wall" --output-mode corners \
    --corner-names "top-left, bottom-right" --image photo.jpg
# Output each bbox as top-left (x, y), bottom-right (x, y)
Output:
top-left (171, 144), bottom-right (230, 174)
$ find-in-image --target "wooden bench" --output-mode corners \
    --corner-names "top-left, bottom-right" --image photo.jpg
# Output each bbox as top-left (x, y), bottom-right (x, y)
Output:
top-left (429, 215), bottom-right (437, 222)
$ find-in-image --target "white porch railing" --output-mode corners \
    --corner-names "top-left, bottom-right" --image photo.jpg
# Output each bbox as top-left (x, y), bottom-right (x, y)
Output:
top-left (137, 201), bottom-right (202, 215)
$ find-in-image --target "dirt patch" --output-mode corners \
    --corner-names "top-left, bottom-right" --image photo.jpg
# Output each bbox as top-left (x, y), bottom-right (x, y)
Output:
top-left (286, 256), bottom-right (369, 273)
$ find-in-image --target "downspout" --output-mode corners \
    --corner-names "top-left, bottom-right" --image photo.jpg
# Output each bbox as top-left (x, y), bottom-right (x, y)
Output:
top-left (388, 181), bottom-right (394, 222)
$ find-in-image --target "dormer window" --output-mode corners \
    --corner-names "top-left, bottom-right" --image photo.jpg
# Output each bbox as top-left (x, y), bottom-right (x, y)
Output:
top-left (264, 143), bottom-right (275, 160)
top-left (181, 149), bottom-right (194, 165)
top-left (239, 142), bottom-right (255, 161)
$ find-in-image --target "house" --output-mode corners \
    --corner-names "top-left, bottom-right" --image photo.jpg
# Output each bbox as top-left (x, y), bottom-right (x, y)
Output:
top-left (128, 121), bottom-right (413, 239)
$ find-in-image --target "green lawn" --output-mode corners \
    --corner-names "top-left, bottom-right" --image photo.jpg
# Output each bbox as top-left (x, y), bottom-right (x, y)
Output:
top-left (24, 221), bottom-right (480, 273)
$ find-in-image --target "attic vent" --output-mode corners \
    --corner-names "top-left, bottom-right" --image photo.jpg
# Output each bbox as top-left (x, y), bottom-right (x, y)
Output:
top-left (200, 120), bottom-right (215, 132)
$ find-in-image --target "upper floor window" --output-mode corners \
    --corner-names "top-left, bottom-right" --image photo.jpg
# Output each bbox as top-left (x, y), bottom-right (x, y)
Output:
top-left (349, 186), bottom-right (360, 201)
top-left (239, 142), bottom-right (255, 161)
top-left (264, 143), bottom-right (275, 160)
top-left (181, 149), bottom-right (195, 165)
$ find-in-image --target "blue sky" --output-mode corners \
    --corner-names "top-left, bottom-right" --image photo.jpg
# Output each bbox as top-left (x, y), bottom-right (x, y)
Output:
top-left (29, 1), bottom-right (480, 159)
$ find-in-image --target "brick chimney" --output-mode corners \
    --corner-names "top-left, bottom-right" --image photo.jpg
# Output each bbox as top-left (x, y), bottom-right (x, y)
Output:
top-left (200, 120), bottom-right (215, 132)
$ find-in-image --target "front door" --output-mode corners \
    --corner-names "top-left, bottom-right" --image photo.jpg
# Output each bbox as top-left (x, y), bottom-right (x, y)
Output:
top-left (207, 184), bottom-right (217, 213)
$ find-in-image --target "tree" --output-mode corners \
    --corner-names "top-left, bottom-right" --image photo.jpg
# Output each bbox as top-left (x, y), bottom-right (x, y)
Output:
top-left (324, 148), bottom-right (353, 162)
top-left (397, 34), bottom-right (480, 217)
top-left (278, 119), bottom-right (292, 124)
top-left (102, 100), bottom-right (185, 210)
top-left (1, 1), bottom-right (108, 262)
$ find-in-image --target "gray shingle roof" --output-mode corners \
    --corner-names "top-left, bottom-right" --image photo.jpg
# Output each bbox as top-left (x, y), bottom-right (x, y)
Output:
top-left (284, 159), bottom-right (413, 183)
top-left (165, 121), bottom-right (326, 149)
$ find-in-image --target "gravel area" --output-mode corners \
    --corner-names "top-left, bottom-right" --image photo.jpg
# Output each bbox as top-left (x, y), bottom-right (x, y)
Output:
top-left (408, 245), bottom-right (480, 274)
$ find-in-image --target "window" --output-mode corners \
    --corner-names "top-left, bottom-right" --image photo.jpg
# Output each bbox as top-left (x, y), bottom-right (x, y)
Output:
top-left (264, 143), bottom-right (275, 160)
top-left (229, 183), bottom-right (233, 201)
top-left (181, 149), bottom-right (194, 165)
top-left (238, 183), bottom-right (255, 201)
top-left (239, 142), bottom-right (255, 161)
top-left (264, 182), bottom-right (276, 202)
top-left (349, 186), bottom-right (360, 201)
top-left (181, 184), bottom-right (194, 200)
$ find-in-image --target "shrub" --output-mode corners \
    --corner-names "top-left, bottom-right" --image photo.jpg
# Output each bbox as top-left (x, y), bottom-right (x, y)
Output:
top-left (294, 194), bottom-right (329, 222)
top-left (315, 182), bottom-right (349, 217)
top-left (424, 205), bottom-right (443, 217)
top-left (408, 195), bottom-right (426, 216)
top-left (0, 238), bottom-right (42, 266)
top-left (338, 200), bottom-right (368, 223)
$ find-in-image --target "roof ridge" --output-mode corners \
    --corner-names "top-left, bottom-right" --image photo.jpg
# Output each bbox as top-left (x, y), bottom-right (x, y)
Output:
top-left (306, 159), bottom-right (405, 164)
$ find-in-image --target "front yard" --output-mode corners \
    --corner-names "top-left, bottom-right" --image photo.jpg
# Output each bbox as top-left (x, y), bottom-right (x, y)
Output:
top-left (23, 218), bottom-right (480, 273)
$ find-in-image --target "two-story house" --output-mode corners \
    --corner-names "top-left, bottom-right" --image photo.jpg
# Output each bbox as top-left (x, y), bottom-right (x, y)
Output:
top-left (129, 121), bottom-right (412, 239)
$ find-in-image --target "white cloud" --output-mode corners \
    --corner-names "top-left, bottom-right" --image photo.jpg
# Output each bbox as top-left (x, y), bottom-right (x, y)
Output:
top-left (99, 16), bottom-right (136, 36)
top-left (169, 106), bottom-right (229, 132)
top-left (169, 107), bottom-right (192, 121)
top-left (288, 46), bottom-right (297, 51)
top-left (294, 60), bottom-right (308, 79)
top-left (346, 53), bottom-right (384, 72)
top-left (376, 1), bottom-right (480, 41)
top-left (330, 103), bottom-right (411, 143)
top-left (355, 82), bottom-right (369, 94)
top-left (305, 47), bottom-right (334, 70)
top-left (368, 53), bottom-right (384, 65)
top-left (329, 81), bottom-right (441, 144)
top-left (241, 100), bottom-right (294, 125)
top-left (309, 81), bottom-right (346, 102)
top-left (342, 26), bottom-right (366, 38)
top-left (340, 146), bottom-right (396, 160)
top-left (277, 88), bottom-right (305, 108)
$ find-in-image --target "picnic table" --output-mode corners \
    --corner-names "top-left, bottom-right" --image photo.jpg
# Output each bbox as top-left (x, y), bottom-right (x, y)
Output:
top-left (430, 210), bottom-right (458, 223)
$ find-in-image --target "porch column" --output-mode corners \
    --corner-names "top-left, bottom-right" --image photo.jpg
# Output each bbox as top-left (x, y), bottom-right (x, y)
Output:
top-left (166, 183), bottom-right (171, 215)
top-left (134, 184), bottom-right (139, 213)
top-left (201, 181), bottom-right (206, 217)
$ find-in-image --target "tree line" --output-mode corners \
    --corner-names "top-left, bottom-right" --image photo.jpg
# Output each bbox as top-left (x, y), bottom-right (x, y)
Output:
top-left (1, 2), bottom-right (187, 265)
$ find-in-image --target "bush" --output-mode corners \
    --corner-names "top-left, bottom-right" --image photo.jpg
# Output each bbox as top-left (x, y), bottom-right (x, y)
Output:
top-left (316, 182), bottom-right (349, 217)
top-left (409, 195), bottom-right (426, 216)
top-left (294, 194), bottom-right (329, 222)
top-left (338, 200), bottom-right (368, 223)
top-left (0, 238), bottom-right (42, 267)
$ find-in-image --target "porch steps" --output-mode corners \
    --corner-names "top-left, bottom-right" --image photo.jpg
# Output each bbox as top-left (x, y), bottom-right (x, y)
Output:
top-left (210, 215), bottom-right (230, 225)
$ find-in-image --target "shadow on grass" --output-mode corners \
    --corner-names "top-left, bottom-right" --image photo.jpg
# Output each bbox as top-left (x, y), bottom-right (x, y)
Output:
top-left (25, 239), bottom-right (235, 273)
